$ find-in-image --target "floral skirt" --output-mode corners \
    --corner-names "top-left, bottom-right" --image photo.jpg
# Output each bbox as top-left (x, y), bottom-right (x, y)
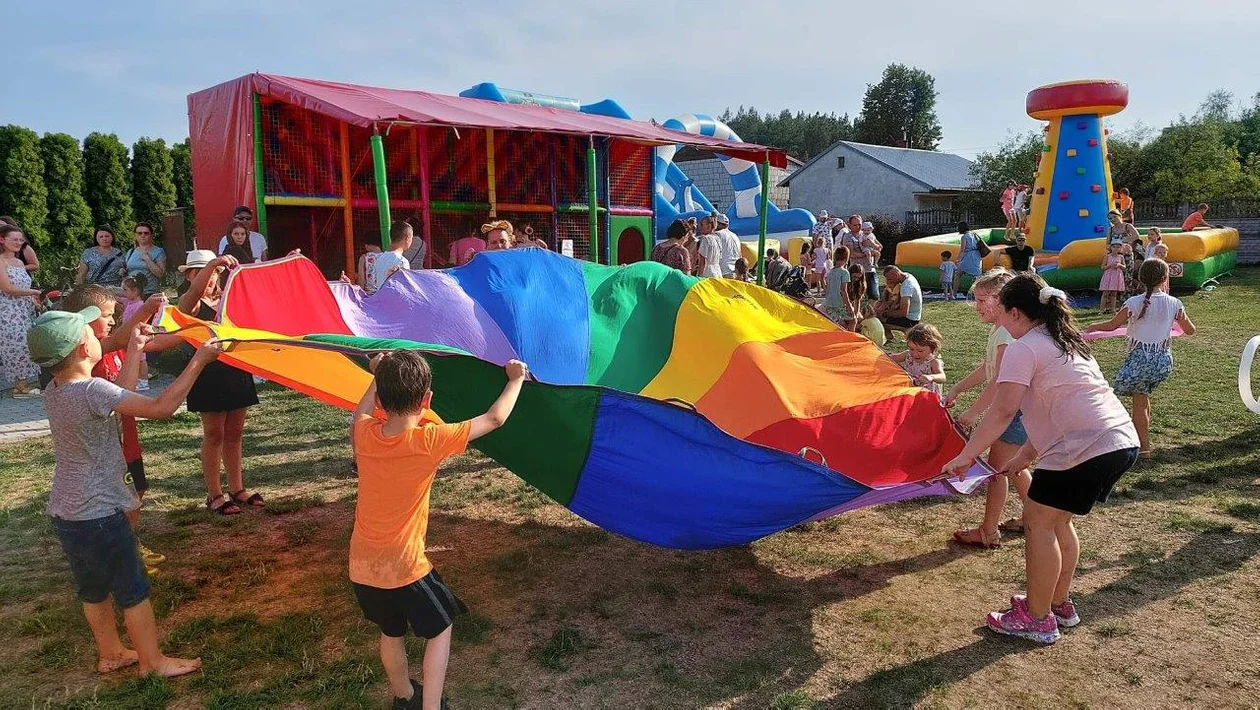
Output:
top-left (1114, 344), bottom-right (1173, 396)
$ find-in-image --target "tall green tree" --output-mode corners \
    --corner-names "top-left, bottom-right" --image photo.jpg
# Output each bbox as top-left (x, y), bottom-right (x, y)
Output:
top-left (171, 138), bottom-right (195, 238)
top-left (855, 63), bottom-right (943, 150)
top-left (130, 137), bottom-right (176, 234)
top-left (0, 125), bottom-right (50, 247)
top-left (39, 132), bottom-right (94, 255)
top-left (83, 132), bottom-right (133, 235)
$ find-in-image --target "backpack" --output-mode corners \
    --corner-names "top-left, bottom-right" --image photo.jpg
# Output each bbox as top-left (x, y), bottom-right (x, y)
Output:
top-left (779, 266), bottom-right (810, 298)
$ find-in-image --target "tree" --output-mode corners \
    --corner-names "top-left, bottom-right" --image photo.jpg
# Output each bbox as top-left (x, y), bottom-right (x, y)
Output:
top-left (721, 106), bottom-right (854, 159)
top-left (171, 138), bottom-right (195, 238)
top-left (39, 132), bottom-right (94, 256)
top-left (968, 130), bottom-right (1042, 194)
top-left (83, 132), bottom-right (133, 235)
top-left (0, 125), bottom-right (50, 247)
top-left (131, 137), bottom-right (176, 235)
top-left (855, 64), bottom-right (943, 150)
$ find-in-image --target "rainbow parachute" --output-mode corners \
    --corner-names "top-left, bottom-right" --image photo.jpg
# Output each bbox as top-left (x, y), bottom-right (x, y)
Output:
top-left (164, 251), bottom-right (986, 548)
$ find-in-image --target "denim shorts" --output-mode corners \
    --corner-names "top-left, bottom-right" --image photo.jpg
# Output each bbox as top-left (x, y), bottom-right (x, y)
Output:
top-left (51, 511), bottom-right (150, 609)
top-left (998, 410), bottom-right (1028, 445)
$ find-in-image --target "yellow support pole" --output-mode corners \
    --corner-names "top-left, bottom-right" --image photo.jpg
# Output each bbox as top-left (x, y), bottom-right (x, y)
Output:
top-left (339, 123), bottom-right (356, 280)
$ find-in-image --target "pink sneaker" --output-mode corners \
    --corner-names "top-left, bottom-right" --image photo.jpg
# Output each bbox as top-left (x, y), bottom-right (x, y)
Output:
top-left (1011, 594), bottom-right (1080, 628)
top-left (987, 601), bottom-right (1060, 644)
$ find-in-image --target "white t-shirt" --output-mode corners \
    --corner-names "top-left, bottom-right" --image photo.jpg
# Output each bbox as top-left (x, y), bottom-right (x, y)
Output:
top-left (899, 274), bottom-right (923, 321)
top-left (997, 326), bottom-right (1139, 470)
top-left (716, 228), bottom-right (741, 277)
top-left (939, 260), bottom-right (957, 283)
top-left (697, 234), bottom-right (723, 278)
top-left (1123, 292), bottom-right (1184, 347)
top-left (371, 251), bottom-right (410, 288)
top-left (217, 231), bottom-right (268, 263)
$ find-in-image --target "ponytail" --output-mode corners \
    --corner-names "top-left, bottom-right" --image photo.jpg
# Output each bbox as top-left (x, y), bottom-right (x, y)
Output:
top-left (1134, 258), bottom-right (1170, 321)
top-left (999, 273), bottom-right (1091, 358)
top-left (847, 264), bottom-right (866, 302)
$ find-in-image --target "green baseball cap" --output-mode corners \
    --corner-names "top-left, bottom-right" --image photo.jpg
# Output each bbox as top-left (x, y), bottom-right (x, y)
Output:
top-left (27, 307), bottom-right (100, 367)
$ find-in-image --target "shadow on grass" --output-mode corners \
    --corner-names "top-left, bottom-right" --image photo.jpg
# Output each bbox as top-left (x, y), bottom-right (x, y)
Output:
top-left (818, 530), bottom-right (1260, 708)
top-left (1117, 428), bottom-right (1260, 502)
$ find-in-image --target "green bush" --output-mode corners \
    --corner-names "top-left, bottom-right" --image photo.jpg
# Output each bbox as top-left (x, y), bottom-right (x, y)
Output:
top-left (0, 125), bottom-right (50, 247)
top-left (132, 137), bottom-right (176, 236)
top-left (39, 132), bottom-right (94, 262)
top-left (83, 132), bottom-right (133, 236)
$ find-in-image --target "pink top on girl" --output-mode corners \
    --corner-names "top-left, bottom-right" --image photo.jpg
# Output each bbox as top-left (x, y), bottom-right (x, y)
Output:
top-left (997, 325), bottom-right (1138, 470)
top-left (121, 297), bottom-right (145, 324)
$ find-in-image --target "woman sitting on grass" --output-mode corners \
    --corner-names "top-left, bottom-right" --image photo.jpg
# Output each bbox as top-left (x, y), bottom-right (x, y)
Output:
top-left (943, 272), bottom-right (1140, 644)
top-left (1085, 259), bottom-right (1196, 462)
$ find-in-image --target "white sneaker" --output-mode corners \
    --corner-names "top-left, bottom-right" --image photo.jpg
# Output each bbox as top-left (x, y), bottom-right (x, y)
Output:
top-left (136, 379), bottom-right (151, 391)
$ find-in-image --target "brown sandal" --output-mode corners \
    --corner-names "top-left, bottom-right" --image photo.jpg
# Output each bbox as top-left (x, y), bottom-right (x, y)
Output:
top-left (998, 518), bottom-right (1025, 536)
top-left (207, 494), bottom-right (242, 516)
top-left (952, 527), bottom-right (1001, 548)
top-left (230, 490), bottom-right (266, 509)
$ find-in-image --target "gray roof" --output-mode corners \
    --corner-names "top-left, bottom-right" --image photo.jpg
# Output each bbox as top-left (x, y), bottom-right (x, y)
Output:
top-left (779, 140), bottom-right (976, 191)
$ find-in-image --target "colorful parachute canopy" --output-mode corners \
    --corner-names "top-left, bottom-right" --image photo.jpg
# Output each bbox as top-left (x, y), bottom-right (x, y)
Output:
top-left (163, 251), bottom-right (986, 549)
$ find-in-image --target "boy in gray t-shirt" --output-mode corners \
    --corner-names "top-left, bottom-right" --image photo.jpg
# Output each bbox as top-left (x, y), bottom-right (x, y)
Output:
top-left (28, 307), bottom-right (221, 678)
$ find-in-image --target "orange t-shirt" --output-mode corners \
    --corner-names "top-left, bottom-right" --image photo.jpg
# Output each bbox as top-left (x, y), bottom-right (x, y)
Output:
top-left (1181, 212), bottom-right (1205, 231)
top-left (349, 415), bottom-right (470, 588)
top-left (1116, 194), bottom-right (1134, 216)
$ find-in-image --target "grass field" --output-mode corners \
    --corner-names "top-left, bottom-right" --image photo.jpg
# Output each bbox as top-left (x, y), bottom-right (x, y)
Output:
top-left (2, 268), bottom-right (1258, 709)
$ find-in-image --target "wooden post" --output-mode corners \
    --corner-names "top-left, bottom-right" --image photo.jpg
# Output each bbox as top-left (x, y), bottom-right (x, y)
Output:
top-left (339, 122), bottom-right (355, 280)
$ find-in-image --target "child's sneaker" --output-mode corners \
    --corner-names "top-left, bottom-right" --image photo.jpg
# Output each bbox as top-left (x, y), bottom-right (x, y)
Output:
top-left (986, 601), bottom-right (1060, 644)
top-left (136, 379), bottom-right (150, 391)
top-left (1010, 593), bottom-right (1080, 628)
top-left (139, 544), bottom-right (166, 566)
top-left (391, 679), bottom-right (448, 710)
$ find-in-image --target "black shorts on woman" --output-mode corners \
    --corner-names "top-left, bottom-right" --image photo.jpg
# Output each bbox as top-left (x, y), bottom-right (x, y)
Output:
top-left (1027, 447), bottom-right (1140, 516)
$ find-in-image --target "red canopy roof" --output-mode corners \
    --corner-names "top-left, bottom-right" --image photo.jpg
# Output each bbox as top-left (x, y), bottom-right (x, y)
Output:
top-left (246, 73), bottom-right (787, 166)
top-left (187, 73), bottom-right (786, 248)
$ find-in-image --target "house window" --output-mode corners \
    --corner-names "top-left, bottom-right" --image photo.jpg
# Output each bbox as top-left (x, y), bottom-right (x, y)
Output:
top-left (836, 156), bottom-right (845, 169)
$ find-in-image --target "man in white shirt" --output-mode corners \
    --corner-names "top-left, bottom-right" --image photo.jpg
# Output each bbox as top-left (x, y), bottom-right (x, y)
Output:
top-left (878, 266), bottom-right (923, 334)
top-left (696, 217), bottom-right (723, 278)
top-left (714, 214), bottom-right (741, 278)
top-left (371, 221), bottom-right (414, 288)
top-left (217, 205), bottom-right (269, 262)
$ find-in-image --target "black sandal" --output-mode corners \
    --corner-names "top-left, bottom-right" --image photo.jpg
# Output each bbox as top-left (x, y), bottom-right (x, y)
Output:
top-left (207, 494), bottom-right (242, 516)
top-left (230, 490), bottom-right (266, 509)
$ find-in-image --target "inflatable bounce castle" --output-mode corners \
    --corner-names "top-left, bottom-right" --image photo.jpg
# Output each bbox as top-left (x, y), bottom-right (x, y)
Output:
top-left (896, 80), bottom-right (1239, 290)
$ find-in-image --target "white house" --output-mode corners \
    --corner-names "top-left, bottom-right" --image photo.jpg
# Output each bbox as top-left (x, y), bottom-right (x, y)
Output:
top-left (779, 140), bottom-right (978, 221)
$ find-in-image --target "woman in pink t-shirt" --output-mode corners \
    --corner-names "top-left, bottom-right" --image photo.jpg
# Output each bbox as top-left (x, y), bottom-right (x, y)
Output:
top-left (943, 273), bottom-right (1139, 645)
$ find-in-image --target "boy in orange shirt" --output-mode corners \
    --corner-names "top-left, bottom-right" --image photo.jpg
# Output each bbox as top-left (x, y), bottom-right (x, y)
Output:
top-left (350, 350), bottom-right (528, 710)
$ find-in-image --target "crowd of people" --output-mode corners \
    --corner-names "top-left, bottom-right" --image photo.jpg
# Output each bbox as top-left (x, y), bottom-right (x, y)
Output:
top-left (0, 187), bottom-right (1206, 705)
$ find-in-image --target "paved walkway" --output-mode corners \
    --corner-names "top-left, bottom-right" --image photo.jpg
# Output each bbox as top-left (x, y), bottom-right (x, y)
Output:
top-left (1, 375), bottom-right (178, 445)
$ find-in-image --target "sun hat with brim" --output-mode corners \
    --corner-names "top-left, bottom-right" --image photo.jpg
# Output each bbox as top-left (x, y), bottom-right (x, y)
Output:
top-left (178, 249), bottom-right (218, 272)
top-left (27, 307), bottom-right (101, 367)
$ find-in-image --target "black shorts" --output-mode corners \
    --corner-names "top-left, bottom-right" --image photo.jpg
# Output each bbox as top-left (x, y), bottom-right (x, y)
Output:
top-left (1028, 447), bottom-right (1139, 515)
top-left (883, 316), bottom-right (920, 330)
top-left (353, 569), bottom-right (467, 639)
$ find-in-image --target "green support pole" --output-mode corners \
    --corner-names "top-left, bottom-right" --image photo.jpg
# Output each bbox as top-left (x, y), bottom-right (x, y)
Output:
top-left (587, 137), bottom-right (599, 263)
top-left (252, 94), bottom-right (267, 237)
top-left (756, 159), bottom-right (771, 285)
top-left (370, 130), bottom-right (392, 248)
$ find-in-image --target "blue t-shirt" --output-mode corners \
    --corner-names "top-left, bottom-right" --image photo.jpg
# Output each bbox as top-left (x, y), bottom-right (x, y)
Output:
top-left (824, 267), bottom-right (851, 316)
top-left (124, 246), bottom-right (166, 294)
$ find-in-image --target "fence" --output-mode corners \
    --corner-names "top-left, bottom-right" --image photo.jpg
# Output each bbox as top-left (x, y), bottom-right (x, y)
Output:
top-left (1136, 198), bottom-right (1260, 222)
top-left (904, 206), bottom-right (1005, 230)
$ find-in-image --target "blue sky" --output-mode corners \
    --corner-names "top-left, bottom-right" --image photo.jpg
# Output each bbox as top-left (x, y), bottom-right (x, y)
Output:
top-left (7, 0), bottom-right (1260, 159)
